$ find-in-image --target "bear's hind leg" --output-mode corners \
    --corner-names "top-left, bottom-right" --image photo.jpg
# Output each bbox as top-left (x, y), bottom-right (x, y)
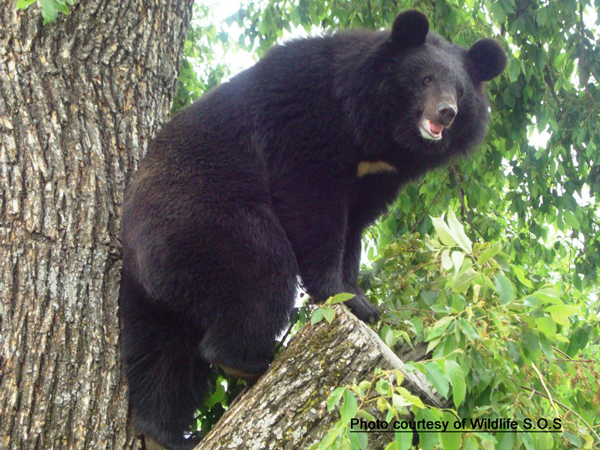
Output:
top-left (120, 273), bottom-right (210, 450)
top-left (198, 205), bottom-right (298, 377)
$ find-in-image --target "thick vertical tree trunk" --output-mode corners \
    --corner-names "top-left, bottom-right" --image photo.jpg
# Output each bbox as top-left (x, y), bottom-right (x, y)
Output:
top-left (0, 1), bottom-right (193, 448)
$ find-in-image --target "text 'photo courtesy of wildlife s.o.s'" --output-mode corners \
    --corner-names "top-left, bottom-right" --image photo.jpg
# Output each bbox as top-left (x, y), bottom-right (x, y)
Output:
top-left (1, 1), bottom-right (599, 450)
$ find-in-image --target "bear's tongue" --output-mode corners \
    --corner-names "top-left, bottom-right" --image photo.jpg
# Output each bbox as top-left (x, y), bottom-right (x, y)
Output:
top-left (429, 122), bottom-right (444, 135)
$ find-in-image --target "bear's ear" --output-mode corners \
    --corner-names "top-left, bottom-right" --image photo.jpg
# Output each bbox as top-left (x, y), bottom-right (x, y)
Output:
top-left (466, 39), bottom-right (507, 82)
top-left (390, 10), bottom-right (429, 50)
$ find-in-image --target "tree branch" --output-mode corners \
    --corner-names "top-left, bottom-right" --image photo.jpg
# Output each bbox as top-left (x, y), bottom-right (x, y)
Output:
top-left (199, 305), bottom-right (445, 449)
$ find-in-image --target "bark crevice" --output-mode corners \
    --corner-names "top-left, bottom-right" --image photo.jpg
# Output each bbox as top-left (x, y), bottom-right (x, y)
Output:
top-left (0, 2), bottom-right (194, 448)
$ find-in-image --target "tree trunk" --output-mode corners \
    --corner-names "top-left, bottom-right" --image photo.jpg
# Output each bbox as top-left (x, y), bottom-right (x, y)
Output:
top-left (0, 1), bottom-right (193, 448)
top-left (200, 305), bottom-right (445, 450)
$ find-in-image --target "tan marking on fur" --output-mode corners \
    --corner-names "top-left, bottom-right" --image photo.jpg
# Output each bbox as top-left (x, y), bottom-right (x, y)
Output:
top-left (144, 437), bottom-right (168, 450)
top-left (219, 364), bottom-right (262, 381)
top-left (357, 161), bottom-right (397, 177)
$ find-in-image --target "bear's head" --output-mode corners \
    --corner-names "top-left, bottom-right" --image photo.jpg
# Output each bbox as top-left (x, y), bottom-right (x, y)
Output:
top-left (351, 10), bottom-right (507, 165)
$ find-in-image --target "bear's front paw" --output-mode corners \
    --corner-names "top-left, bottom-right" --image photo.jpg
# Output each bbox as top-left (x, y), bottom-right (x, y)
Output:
top-left (344, 293), bottom-right (380, 324)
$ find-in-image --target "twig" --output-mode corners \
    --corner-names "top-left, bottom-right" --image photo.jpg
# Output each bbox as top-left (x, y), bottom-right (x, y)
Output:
top-left (410, 171), bottom-right (450, 233)
top-left (577, 0), bottom-right (591, 103)
top-left (523, 386), bottom-right (600, 446)
top-left (553, 359), bottom-right (597, 363)
top-left (531, 362), bottom-right (560, 417)
top-left (450, 163), bottom-right (476, 242)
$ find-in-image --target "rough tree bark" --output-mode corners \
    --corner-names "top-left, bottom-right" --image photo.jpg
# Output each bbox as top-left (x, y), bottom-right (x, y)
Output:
top-left (0, 1), bottom-right (193, 448)
top-left (200, 305), bottom-right (445, 450)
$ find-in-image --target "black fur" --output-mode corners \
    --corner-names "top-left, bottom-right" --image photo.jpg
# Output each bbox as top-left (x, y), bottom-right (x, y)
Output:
top-left (119, 10), bottom-right (506, 449)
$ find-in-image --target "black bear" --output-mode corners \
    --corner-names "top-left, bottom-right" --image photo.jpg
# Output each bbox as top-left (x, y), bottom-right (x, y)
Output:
top-left (119, 10), bottom-right (506, 449)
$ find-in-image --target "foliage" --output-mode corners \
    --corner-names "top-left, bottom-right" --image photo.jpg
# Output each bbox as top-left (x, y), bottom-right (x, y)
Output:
top-left (15, 0), bottom-right (73, 24)
top-left (312, 293), bottom-right (357, 325)
top-left (317, 213), bottom-right (600, 449)
top-left (193, 374), bottom-right (247, 436)
top-left (172, 3), bottom-right (233, 114)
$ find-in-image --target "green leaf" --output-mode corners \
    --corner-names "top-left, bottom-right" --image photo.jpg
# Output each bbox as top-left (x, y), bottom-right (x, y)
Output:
top-left (325, 293), bottom-right (355, 305)
top-left (439, 411), bottom-right (462, 450)
top-left (489, 2), bottom-right (506, 22)
top-left (494, 274), bottom-right (515, 304)
top-left (563, 431), bottom-right (583, 447)
top-left (536, 316), bottom-right (557, 341)
top-left (566, 328), bottom-right (589, 357)
top-left (311, 308), bottom-right (324, 325)
top-left (396, 428), bottom-right (412, 450)
top-left (393, 369), bottom-right (405, 385)
top-left (451, 251), bottom-right (465, 274)
top-left (508, 59), bottom-right (521, 82)
top-left (431, 216), bottom-right (457, 247)
top-left (355, 431), bottom-right (369, 450)
top-left (549, 312), bottom-right (569, 327)
top-left (496, 429), bottom-right (515, 450)
top-left (513, 265), bottom-right (534, 288)
top-left (421, 291), bottom-right (438, 306)
top-left (427, 316), bottom-right (453, 340)
top-left (447, 209), bottom-right (473, 253)
top-left (477, 432), bottom-right (498, 449)
top-left (380, 325), bottom-right (395, 348)
top-left (563, 210), bottom-right (580, 230)
top-left (441, 249), bottom-right (453, 270)
top-left (358, 380), bottom-right (372, 393)
top-left (546, 304), bottom-right (578, 315)
top-left (16, 0), bottom-right (37, 9)
top-left (392, 393), bottom-right (411, 409)
top-left (327, 387), bottom-right (346, 412)
top-left (444, 360), bottom-right (466, 407)
top-left (415, 409), bottom-right (440, 450)
top-left (322, 307), bottom-right (336, 324)
top-left (356, 409), bottom-right (377, 422)
top-left (396, 386), bottom-right (425, 408)
top-left (458, 318), bottom-right (478, 340)
top-left (319, 424), bottom-right (343, 450)
top-left (39, 0), bottom-right (59, 24)
top-left (376, 379), bottom-right (392, 397)
top-left (452, 267), bottom-right (478, 293)
top-left (426, 337), bottom-right (441, 354)
top-left (462, 435), bottom-right (478, 450)
top-left (532, 287), bottom-right (562, 304)
top-left (207, 378), bottom-right (227, 407)
top-left (451, 294), bottom-right (466, 312)
top-left (290, 8), bottom-right (301, 26)
top-left (537, 7), bottom-right (547, 26)
top-left (340, 390), bottom-right (358, 424)
top-left (424, 362), bottom-right (450, 398)
top-left (523, 330), bottom-right (541, 357)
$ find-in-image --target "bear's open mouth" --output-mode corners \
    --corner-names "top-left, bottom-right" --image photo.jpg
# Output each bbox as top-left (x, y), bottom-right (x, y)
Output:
top-left (419, 119), bottom-right (444, 141)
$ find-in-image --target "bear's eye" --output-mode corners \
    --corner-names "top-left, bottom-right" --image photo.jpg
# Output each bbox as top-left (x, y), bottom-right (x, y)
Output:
top-left (457, 88), bottom-right (464, 99)
top-left (422, 76), bottom-right (433, 85)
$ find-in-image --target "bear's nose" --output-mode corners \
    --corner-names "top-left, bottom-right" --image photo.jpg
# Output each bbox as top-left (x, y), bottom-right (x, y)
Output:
top-left (437, 102), bottom-right (458, 126)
